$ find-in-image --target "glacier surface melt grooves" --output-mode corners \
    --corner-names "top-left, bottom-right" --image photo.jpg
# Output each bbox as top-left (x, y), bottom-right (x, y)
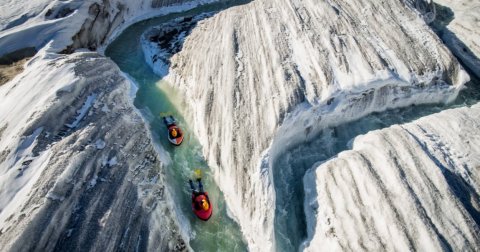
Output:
top-left (141, 0), bottom-right (471, 250)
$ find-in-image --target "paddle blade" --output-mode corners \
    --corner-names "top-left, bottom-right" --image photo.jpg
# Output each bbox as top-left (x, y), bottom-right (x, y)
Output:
top-left (194, 169), bottom-right (202, 180)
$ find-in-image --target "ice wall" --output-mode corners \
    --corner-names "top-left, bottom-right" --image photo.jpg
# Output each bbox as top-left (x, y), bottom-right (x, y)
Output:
top-left (0, 0), bottom-right (216, 56)
top-left (0, 0), bottom-right (223, 251)
top-left (432, 0), bottom-right (480, 77)
top-left (0, 0), bottom-right (51, 31)
top-left (0, 50), bottom-right (186, 251)
top-left (303, 103), bottom-right (480, 251)
top-left (152, 0), bottom-right (470, 250)
top-left (66, 0), bottom-right (216, 52)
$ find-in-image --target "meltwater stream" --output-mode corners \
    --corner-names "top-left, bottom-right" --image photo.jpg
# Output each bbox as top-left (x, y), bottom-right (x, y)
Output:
top-left (273, 5), bottom-right (480, 248)
top-left (273, 4), bottom-right (480, 251)
top-left (105, 3), bottom-right (249, 251)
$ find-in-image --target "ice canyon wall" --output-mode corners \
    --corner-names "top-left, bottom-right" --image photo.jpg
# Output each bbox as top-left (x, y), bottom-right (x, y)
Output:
top-left (142, 0), bottom-right (470, 250)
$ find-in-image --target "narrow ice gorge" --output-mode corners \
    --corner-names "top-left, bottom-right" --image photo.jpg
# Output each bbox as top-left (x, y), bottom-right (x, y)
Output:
top-left (303, 103), bottom-right (480, 251)
top-left (301, 1), bottom-right (480, 250)
top-left (0, 0), bottom-right (220, 56)
top-left (0, 0), bottom-right (224, 250)
top-left (141, 0), bottom-right (471, 250)
top-left (0, 0), bottom-right (479, 251)
top-left (0, 51), bottom-right (185, 250)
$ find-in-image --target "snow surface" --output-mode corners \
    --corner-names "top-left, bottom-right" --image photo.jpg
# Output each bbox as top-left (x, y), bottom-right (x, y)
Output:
top-left (303, 102), bottom-right (480, 251)
top-left (0, 1), bottom-right (230, 250)
top-left (0, 0), bottom-right (221, 56)
top-left (1, 0), bottom-right (479, 251)
top-left (0, 49), bottom-right (187, 251)
top-left (141, 0), bottom-right (470, 250)
top-left (432, 0), bottom-right (480, 76)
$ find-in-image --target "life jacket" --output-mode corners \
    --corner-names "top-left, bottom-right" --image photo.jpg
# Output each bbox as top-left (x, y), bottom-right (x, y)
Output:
top-left (192, 193), bottom-right (213, 221)
top-left (167, 126), bottom-right (184, 146)
top-left (169, 127), bottom-right (182, 138)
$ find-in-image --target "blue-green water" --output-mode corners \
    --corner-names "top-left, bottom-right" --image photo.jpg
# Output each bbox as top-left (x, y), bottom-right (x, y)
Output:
top-left (105, 3), bottom-right (249, 251)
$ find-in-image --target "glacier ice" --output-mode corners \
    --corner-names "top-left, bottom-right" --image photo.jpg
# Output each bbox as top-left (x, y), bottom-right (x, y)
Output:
top-left (1, 0), bottom-right (479, 251)
top-left (431, 0), bottom-right (480, 77)
top-left (139, 0), bottom-right (471, 250)
top-left (0, 0), bottom-right (219, 56)
top-left (303, 103), bottom-right (480, 251)
top-left (0, 50), bottom-right (188, 251)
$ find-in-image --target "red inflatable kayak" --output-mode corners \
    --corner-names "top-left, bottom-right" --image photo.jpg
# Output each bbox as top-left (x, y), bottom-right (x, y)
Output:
top-left (167, 125), bottom-right (184, 146)
top-left (163, 115), bottom-right (184, 146)
top-left (192, 193), bottom-right (213, 221)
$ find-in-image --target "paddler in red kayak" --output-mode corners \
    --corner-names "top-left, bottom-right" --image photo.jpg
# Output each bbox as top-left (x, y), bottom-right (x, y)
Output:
top-left (189, 178), bottom-right (213, 221)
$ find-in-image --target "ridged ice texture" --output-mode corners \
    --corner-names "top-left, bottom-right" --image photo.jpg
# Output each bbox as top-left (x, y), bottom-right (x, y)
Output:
top-left (433, 0), bottom-right (480, 76)
top-left (0, 52), bottom-right (185, 251)
top-left (303, 103), bottom-right (480, 251)
top-left (0, 0), bottom-right (206, 55)
top-left (161, 0), bottom-right (468, 250)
